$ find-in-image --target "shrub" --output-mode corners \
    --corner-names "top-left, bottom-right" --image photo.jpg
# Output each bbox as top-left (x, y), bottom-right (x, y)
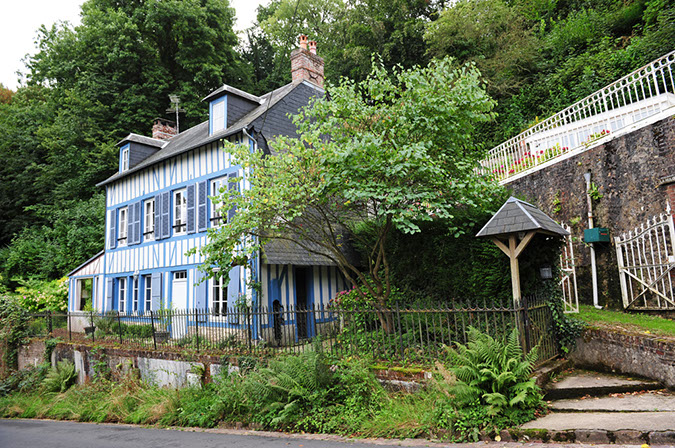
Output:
top-left (15, 277), bottom-right (68, 312)
top-left (42, 360), bottom-right (78, 393)
top-left (0, 295), bottom-right (29, 376)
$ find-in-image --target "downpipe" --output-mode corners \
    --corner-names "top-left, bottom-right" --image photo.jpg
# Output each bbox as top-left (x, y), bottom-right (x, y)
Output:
top-left (584, 172), bottom-right (603, 309)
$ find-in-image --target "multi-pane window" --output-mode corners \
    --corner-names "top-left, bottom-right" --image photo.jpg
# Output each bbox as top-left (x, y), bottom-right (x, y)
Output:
top-left (144, 199), bottom-right (155, 240)
top-left (121, 147), bottom-right (129, 171)
top-left (132, 277), bottom-right (139, 313)
top-left (210, 177), bottom-right (227, 227)
top-left (212, 275), bottom-right (228, 315)
top-left (118, 207), bottom-right (128, 246)
top-left (173, 189), bottom-right (187, 235)
top-left (118, 277), bottom-right (127, 313)
top-left (144, 275), bottom-right (152, 312)
top-left (212, 100), bottom-right (225, 134)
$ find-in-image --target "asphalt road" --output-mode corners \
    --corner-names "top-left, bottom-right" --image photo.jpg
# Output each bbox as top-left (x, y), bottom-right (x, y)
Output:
top-left (0, 419), bottom-right (652, 448)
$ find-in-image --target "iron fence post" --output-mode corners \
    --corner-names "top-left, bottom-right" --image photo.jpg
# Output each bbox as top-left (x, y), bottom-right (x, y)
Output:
top-left (90, 311), bottom-right (95, 342)
top-left (68, 312), bottom-right (71, 341)
top-left (117, 311), bottom-right (123, 344)
top-left (246, 307), bottom-right (252, 351)
top-left (195, 309), bottom-right (200, 352)
top-left (150, 310), bottom-right (157, 350)
top-left (521, 294), bottom-right (531, 354)
top-left (395, 303), bottom-right (404, 361)
top-left (47, 310), bottom-right (53, 336)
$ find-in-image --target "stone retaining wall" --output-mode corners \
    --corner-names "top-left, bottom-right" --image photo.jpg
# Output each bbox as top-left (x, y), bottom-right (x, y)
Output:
top-left (507, 115), bottom-right (675, 308)
top-left (570, 327), bottom-right (675, 388)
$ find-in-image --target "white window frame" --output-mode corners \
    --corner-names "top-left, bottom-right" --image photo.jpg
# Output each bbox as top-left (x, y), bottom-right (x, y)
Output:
top-left (212, 100), bottom-right (225, 134)
top-left (210, 177), bottom-right (227, 227)
top-left (121, 147), bottom-right (129, 172)
top-left (173, 189), bottom-right (187, 235)
top-left (118, 277), bottom-right (127, 314)
top-left (211, 273), bottom-right (228, 316)
top-left (144, 198), bottom-right (155, 241)
top-left (118, 207), bottom-right (128, 246)
top-left (132, 276), bottom-right (139, 313)
top-left (144, 275), bottom-right (152, 312)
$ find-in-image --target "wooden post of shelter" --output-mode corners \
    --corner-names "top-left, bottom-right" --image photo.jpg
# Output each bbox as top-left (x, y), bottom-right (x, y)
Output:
top-left (476, 197), bottom-right (570, 348)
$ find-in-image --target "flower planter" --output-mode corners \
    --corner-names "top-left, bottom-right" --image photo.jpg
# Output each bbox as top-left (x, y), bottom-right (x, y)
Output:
top-left (154, 330), bottom-right (170, 343)
top-left (84, 326), bottom-right (95, 336)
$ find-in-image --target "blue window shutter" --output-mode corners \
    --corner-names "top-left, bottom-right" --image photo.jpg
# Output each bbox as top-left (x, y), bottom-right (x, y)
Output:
top-left (134, 201), bottom-right (142, 244)
top-left (127, 203), bottom-right (135, 244)
top-left (161, 191), bottom-right (170, 239)
top-left (151, 273), bottom-right (162, 310)
top-left (227, 266), bottom-right (241, 306)
top-left (228, 172), bottom-right (238, 222)
top-left (154, 194), bottom-right (162, 240)
top-left (197, 181), bottom-right (208, 232)
top-left (194, 269), bottom-right (206, 310)
top-left (108, 210), bottom-right (117, 249)
top-left (186, 184), bottom-right (196, 234)
top-left (105, 278), bottom-right (113, 311)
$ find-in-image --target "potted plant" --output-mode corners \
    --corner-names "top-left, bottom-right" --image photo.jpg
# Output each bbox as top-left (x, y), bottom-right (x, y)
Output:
top-left (154, 301), bottom-right (172, 343)
top-left (83, 303), bottom-right (96, 336)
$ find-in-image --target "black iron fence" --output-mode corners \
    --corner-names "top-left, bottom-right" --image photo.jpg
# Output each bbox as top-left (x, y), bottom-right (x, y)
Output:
top-left (27, 294), bottom-right (557, 365)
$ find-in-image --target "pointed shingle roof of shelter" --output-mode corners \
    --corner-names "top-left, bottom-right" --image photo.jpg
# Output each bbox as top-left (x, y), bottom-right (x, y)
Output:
top-left (476, 197), bottom-right (569, 238)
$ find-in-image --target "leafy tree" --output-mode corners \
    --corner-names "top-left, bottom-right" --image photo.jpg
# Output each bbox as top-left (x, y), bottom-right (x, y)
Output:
top-left (255, 0), bottom-right (441, 84)
top-left (425, 0), bottom-right (539, 98)
top-left (0, 0), bottom-right (249, 282)
top-left (194, 58), bottom-right (499, 331)
top-left (0, 84), bottom-right (13, 104)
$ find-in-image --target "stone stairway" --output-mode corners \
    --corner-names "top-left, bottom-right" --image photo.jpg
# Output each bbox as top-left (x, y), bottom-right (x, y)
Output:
top-left (522, 370), bottom-right (675, 444)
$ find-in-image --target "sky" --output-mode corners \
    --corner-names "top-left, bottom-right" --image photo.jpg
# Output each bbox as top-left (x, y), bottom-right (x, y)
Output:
top-left (0, 0), bottom-right (265, 90)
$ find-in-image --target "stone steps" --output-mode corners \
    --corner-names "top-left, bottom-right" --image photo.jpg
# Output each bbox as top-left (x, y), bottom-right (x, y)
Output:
top-left (544, 370), bottom-right (662, 400)
top-left (551, 390), bottom-right (675, 412)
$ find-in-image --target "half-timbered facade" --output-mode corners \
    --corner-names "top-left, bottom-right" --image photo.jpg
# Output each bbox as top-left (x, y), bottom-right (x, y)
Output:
top-left (68, 36), bottom-right (348, 340)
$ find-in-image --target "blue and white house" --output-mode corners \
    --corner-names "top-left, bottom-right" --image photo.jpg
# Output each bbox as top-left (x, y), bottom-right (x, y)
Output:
top-left (67, 37), bottom-right (349, 340)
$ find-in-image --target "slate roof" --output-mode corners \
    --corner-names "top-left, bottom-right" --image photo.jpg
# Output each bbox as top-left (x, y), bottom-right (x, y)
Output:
top-left (97, 80), bottom-right (320, 187)
top-left (202, 84), bottom-right (263, 104)
top-left (117, 134), bottom-right (166, 148)
top-left (262, 229), bottom-right (359, 267)
top-left (476, 197), bottom-right (569, 238)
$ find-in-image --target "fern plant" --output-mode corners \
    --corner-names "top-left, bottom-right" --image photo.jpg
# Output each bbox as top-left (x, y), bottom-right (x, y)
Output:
top-left (446, 327), bottom-right (542, 417)
top-left (243, 349), bottom-right (334, 427)
top-left (42, 360), bottom-right (77, 393)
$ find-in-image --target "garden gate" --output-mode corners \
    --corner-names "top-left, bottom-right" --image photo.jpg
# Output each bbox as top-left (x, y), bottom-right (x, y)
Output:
top-left (615, 210), bottom-right (675, 311)
top-left (560, 223), bottom-right (579, 313)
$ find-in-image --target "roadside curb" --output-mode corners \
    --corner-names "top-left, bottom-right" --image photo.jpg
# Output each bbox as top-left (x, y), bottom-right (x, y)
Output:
top-left (490, 428), bottom-right (675, 444)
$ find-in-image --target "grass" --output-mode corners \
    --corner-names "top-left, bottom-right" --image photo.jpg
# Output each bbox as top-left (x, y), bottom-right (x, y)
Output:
top-left (577, 305), bottom-right (675, 337)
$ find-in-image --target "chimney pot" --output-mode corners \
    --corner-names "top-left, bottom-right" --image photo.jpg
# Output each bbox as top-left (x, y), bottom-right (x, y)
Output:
top-left (290, 35), bottom-right (325, 87)
top-left (152, 118), bottom-right (177, 141)
top-left (299, 34), bottom-right (308, 50)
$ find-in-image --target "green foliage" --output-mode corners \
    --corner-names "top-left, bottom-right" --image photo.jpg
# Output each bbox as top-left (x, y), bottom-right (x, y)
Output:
top-left (13, 277), bottom-right (68, 312)
top-left (446, 328), bottom-right (542, 419)
top-left (1, 0), bottom-right (250, 282)
top-left (0, 363), bottom-right (50, 397)
top-left (0, 296), bottom-right (29, 376)
top-left (42, 360), bottom-right (78, 394)
top-left (195, 57), bottom-right (499, 311)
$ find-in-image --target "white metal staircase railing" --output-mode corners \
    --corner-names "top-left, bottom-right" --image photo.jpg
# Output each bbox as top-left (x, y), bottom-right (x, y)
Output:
top-left (481, 51), bottom-right (675, 184)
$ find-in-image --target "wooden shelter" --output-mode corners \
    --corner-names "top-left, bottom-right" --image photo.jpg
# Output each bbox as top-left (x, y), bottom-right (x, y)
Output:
top-left (476, 197), bottom-right (569, 308)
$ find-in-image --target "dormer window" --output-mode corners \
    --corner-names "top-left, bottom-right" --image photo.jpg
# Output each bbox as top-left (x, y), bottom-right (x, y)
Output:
top-left (121, 145), bottom-right (129, 172)
top-left (210, 98), bottom-right (226, 135)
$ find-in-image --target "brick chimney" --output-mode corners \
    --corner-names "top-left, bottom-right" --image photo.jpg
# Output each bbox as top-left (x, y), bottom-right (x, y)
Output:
top-left (290, 34), bottom-right (324, 88)
top-left (152, 118), bottom-right (177, 140)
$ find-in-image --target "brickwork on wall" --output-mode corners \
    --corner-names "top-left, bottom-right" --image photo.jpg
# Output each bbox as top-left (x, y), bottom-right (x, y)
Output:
top-left (290, 35), bottom-right (324, 88)
top-left (507, 116), bottom-right (675, 308)
top-left (570, 327), bottom-right (675, 388)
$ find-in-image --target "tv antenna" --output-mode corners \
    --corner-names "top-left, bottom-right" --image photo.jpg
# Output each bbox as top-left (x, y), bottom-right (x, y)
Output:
top-left (166, 94), bottom-right (186, 133)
